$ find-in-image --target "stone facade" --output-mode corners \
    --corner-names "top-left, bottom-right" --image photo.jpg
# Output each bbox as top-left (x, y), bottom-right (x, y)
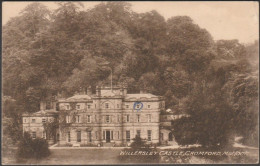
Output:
top-left (22, 86), bottom-right (167, 147)
top-left (58, 86), bottom-right (164, 146)
top-left (22, 109), bottom-right (58, 143)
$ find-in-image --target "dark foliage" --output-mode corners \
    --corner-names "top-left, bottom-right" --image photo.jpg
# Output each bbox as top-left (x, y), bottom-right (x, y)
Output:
top-left (17, 132), bottom-right (50, 159)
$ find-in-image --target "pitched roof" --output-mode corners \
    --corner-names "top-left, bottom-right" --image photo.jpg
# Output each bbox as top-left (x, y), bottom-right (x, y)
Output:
top-left (125, 93), bottom-right (157, 100)
top-left (66, 94), bottom-right (92, 101)
top-left (22, 109), bottom-right (58, 117)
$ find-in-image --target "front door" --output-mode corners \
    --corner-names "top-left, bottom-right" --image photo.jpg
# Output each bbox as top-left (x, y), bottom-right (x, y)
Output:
top-left (106, 130), bottom-right (110, 142)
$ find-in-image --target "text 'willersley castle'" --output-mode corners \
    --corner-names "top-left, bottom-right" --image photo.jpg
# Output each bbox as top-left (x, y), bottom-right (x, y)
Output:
top-left (22, 86), bottom-right (184, 147)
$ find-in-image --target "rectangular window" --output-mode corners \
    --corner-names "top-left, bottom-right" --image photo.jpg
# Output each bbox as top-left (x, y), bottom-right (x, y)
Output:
top-left (137, 115), bottom-right (140, 122)
top-left (68, 131), bottom-right (71, 142)
top-left (148, 114), bottom-right (151, 122)
top-left (96, 131), bottom-right (98, 140)
top-left (32, 131), bottom-right (36, 139)
top-left (117, 131), bottom-right (120, 139)
top-left (94, 115), bottom-right (97, 122)
top-left (42, 131), bottom-right (46, 139)
top-left (103, 131), bottom-right (105, 140)
top-left (66, 105), bottom-right (70, 110)
top-left (111, 131), bottom-right (113, 140)
top-left (24, 119), bottom-right (27, 123)
top-left (88, 131), bottom-right (92, 142)
top-left (126, 130), bottom-right (130, 142)
top-left (117, 115), bottom-right (120, 123)
top-left (126, 115), bottom-right (130, 122)
top-left (106, 115), bottom-right (110, 123)
top-left (87, 115), bottom-right (91, 123)
top-left (147, 130), bottom-right (152, 141)
top-left (148, 105), bottom-right (150, 108)
top-left (32, 119), bottom-right (36, 123)
top-left (88, 105), bottom-right (91, 109)
top-left (105, 103), bottom-right (109, 109)
top-left (77, 131), bottom-right (81, 142)
top-left (42, 118), bottom-right (46, 123)
top-left (137, 130), bottom-right (141, 137)
top-left (161, 133), bottom-right (164, 141)
top-left (126, 105), bottom-right (129, 109)
top-left (76, 105), bottom-right (80, 110)
top-left (76, 115), bottom-right (81, 123)
top-left (66, 115), bottom-right (71, 123)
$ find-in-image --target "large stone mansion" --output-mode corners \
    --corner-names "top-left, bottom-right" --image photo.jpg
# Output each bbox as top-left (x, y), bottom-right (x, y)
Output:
top-left (22, 86), bottom-right (182, 146)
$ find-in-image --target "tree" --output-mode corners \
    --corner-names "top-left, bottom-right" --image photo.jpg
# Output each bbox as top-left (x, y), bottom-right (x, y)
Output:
top-left (130, 135), bottom-right (148, 149)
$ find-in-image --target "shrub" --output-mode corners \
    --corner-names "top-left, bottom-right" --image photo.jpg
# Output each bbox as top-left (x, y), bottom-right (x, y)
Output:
top-left (17, 132), bottom-right (50, 159)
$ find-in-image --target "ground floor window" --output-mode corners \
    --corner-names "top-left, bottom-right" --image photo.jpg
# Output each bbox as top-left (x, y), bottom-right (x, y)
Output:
top-left (147, 130), bottom-right (152, 141)
top-left (137, 130), bottom-right (141, 137)
top-left (103, 131), bottom-right (105, 140)
top-left (169, 132), bottom-right (173, 141)
top-left (88, 131), bottom-right (92, 142)
top-left (67, 131), bottom-right (71, 142)
top-left (160, 133), bottom-right (164, 141)
top-left (126, 130), bottom-right (130, 142)
top-left (77, 131), bottom-right (81, 142)
top-left (42, 131), bottom-right (46, 139)
top-left (32, 131), bottom-right (36, 139)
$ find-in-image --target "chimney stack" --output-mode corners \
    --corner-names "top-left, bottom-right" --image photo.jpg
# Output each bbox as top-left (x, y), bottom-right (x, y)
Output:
top-left (140, 89), bottom-right (146, 94)
top-left (96, 86), bottom-right (101, 96)
top-left (79, 87), bottom-right (85, 95)
top-left (87, 86), bottom-right (92, 95)
top-left (40, 101), bottom-right (46, 110)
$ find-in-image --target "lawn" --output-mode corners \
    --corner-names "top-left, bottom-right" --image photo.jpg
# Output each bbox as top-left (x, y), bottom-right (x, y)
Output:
top-left (2, 147), bottom-right (258, 165)
top-left (3, 149), bottom-right (122, 165)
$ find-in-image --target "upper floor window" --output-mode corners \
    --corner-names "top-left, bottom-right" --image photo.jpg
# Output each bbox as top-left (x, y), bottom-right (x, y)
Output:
top-left (24, 118), bottom-right (27, 123)
top-left (137, 115), bottom-right (140, 122)
top-left (126, 105), bottom-right (129, 109)
top-left (148, 105), bottom-right (150, 109)
top-left (66, 105), bottom-right (70, 110)
top-left (126, 115), bottom-right (130, 122)
top-left (105, 103), bottom-right (109, 109)
top-left (32, 119), bottom-right (36, 123)
top-left (76, 105), bottom-right (80, 110)
top-left (87, 115), bottom-right (91, 123)
top-left (106, 115), bottom-right (110, 123)
top-left (66, 115), bottom-right (71, 123)
top-left (42, 118), bottom-right (46, 123)
top-left (76, 115), bottom-right (81, 123)
top-left (117, 115), bottom-right (120, 123)
top-left (87, 105), bottom-right (91, 109)
top-left (147, 114), bottom-right (151, 122)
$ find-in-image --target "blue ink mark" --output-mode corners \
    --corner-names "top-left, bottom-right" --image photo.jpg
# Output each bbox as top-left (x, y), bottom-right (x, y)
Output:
top-left (133, 102), bottom-right (143, 112)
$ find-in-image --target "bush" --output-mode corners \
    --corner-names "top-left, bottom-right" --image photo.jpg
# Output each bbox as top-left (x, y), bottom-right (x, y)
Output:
top-left (17, 132), bottom-right (50, 159)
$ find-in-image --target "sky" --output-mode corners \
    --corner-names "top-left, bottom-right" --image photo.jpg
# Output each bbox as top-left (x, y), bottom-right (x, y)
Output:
top-left (2, 1), bottom-right (259, 44)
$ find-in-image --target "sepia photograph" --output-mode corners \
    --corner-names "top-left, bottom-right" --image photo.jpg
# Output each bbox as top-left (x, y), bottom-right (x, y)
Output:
top-left (1, 1), bottom-right (259, 165)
